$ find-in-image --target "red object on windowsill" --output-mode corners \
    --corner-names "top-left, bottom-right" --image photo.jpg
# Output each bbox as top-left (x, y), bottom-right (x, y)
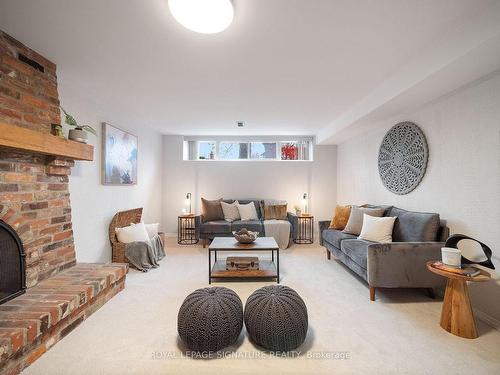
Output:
top-left (281, 143), bottom-right (298, 160)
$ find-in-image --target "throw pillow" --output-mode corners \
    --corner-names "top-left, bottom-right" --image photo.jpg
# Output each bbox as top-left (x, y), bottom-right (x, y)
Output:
top-left (144, 223), bottom-right (159, 239)
top-left (358, 214), bottom-right (397, 243)
top-left (201, 198), bottom-right (224, 222)
top-left (237, 202), bottom-right (259, 221)
top-left (130, 222), bottom-right (159, 240)
top-left (329, 205), bottom-right (352, 230)
top-left (343, 206), bottom-right (385, 235)
top-left (115, 222), bottom-right (150, 244)
top-left (221, 201), bottom-right (240, 222)
top-left (263, 204), bottom-right (287, 220)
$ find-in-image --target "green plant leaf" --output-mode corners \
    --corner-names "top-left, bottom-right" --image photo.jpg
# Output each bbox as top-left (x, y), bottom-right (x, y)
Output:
top-left (60, 106), bottom-right (78, 127)
top-left (82, 125), bottom-right (97, 136)
top-left (60, 106), bottom-right (97, 136)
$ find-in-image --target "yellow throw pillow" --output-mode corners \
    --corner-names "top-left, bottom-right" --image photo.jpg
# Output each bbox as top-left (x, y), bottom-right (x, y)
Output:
top-left (329, 205), bottom-right (352, 230)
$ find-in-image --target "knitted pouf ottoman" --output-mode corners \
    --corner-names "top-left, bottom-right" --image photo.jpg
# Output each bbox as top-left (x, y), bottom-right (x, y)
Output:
top-left (177, 287), bottom-right (243, 352)
top-left (244, 285), bottom-right (308, 352)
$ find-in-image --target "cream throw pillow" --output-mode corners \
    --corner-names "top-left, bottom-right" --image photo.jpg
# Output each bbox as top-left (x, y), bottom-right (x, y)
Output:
top-left (144, 223), bottom-right (159, 239)
top-left (116, 222), bottom-right (150, 243)
top-left (237, 202), bottom-right (258, 221)
top-left (221, 201), bottom-right (240, 222)
top-left (343, 206), bottom-right (385, 235)
top-left (358, 214), bottom-right (397, 243)
top-left (130, 222), bottom-right (159, 239)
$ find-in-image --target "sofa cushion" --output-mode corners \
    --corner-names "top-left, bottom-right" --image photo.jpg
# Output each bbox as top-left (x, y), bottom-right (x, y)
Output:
top-left (224, 199), bottom-right (262, 219)
top-left (237, 202), bottom-right (259, 221)
top-left (201, 198), bottom-right (224, 222)
top-left (200, 220), bottom-right (231, 234)
top-left (231, 220), bottom-right (263, 233)
top-left (322, 229), bottom-right (356, 249)
top-left (389, 207), bottom-right (440, 242)
top-left (341, 239), bottom-right (373, 270)
top-left (221, 201), bottom-right (240, 222)
top-left (343, 206), bottom-right (385, 235)
top-left (329, 205), bottom-right (351, 230)
top-left (262, 204), bottom-right (288, 220)
top-left (358, 214), bottom-right (397, 243)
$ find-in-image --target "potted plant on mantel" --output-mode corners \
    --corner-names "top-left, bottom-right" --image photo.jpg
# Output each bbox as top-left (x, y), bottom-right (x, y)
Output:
top-left (60, 106), bottom-right (97, 144)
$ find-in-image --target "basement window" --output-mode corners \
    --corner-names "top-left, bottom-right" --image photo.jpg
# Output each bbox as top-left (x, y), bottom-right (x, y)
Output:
top-left (198, 141), bottom-right (216, 160)
top-left (184, 137), bottom-right (313, 161)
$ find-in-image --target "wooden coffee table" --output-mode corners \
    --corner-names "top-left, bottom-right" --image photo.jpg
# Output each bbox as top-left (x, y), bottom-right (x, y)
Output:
top-left (426, 261), bottom-right (491, 339)
top-left (208, 237), bottom-right (279, 284)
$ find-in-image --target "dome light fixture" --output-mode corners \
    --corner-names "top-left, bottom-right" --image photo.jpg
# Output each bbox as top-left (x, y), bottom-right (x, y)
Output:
top-left (168, 0), bottom-right (234, 34)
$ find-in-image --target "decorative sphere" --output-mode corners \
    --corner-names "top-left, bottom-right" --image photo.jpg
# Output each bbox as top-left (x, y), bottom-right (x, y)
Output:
top-left (244, 285), bottom-right (308, 352)
top-left (178, 287), bottom-right (243, 352)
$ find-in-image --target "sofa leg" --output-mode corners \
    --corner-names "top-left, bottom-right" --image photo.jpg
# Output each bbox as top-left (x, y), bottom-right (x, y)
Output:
top-left (202, 239), bottom-right (206, 248)
top-left (369, 286), bottom-right (376, 301)
top-left (426, 288), bottom-right (435, 299)
top-left (326, 250), bottom-right (331, 260)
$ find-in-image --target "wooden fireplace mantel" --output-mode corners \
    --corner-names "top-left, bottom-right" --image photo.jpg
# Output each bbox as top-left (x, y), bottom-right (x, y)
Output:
top-left (0, 122), bottom-right (94, 161)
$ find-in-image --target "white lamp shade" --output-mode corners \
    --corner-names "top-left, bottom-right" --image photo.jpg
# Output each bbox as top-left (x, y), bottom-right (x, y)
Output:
top-left (168, 0), bottom-right (234, 34)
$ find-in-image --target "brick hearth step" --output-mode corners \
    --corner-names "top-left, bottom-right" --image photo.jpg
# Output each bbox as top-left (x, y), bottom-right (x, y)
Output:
top-left (0, 263), bottom-right (127, 375)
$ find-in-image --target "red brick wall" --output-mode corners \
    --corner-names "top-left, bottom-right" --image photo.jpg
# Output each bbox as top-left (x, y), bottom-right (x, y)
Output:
top-left (0, 30), bottom-right (60, 131)
top-left (0, 152), bottom-right (76, 287)
top-left (0, 31), bottom-right (76, 287)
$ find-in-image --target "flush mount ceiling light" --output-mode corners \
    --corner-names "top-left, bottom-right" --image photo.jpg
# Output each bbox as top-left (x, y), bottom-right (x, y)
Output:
top-left (168, 0), bottom-right (234, 34)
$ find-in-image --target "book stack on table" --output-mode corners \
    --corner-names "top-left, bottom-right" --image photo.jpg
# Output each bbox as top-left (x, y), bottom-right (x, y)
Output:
top-left (431, 261), bottom-right (481, 277)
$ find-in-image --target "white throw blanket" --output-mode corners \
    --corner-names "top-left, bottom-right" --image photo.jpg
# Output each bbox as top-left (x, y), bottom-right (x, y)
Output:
top-left (263, 220), bottom-right (291, 249)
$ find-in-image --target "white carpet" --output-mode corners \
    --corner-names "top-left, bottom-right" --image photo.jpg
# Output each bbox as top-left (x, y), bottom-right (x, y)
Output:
top-left (24, 238), bottom-right (500, 375)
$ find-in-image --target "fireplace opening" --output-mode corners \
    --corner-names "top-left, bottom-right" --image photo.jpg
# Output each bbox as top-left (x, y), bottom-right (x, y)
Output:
top-left (0, 220), bottom-right (26, 304)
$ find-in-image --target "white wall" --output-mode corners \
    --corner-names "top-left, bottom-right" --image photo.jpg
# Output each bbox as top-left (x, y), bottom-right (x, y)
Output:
top-left (59, 84), bottom-right (163, 263)
top-left (336, 72), bottom-right (500, 321)
top-left (162, 135), bottom-right (337, 234)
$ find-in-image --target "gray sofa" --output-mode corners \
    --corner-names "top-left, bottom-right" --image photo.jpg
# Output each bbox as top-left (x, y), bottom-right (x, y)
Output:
top-left (319, 205), bottom-right (449, 301)
top-left (199, 199), bottom-right (299, 247)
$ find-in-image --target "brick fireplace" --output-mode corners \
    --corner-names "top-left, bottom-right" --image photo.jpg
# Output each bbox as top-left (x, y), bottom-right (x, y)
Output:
top-left (0, 152), bottom-right (76, 289)
top-left (0, 30), bottom-right (127, 374)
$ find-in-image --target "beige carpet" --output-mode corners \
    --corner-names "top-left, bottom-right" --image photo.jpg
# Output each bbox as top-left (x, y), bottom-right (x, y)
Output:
top-left (24, 238), bottom-right (500, 375)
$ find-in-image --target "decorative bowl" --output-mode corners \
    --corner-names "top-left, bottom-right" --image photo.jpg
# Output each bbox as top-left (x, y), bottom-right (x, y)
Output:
top-left (233, 228), bottom-right (259, 244)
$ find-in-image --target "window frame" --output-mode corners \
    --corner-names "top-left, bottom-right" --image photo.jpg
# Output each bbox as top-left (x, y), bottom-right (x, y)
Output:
top-left (197, 141), bottom-right (217, 160)
top-left (217, 141), bottom-right (250, 161)
top-left (248, 141), bottom-right (278, 160)
top-left (186, 137), bottom-right (314, 162)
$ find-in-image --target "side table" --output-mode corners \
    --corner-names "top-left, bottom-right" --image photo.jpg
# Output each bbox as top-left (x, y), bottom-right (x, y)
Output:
top-left (426, 261), bottom-right (491, 339)
top-left (294, 215), bottom-right (314, 244)
top-left (178, 215), bottom-right (199, 245)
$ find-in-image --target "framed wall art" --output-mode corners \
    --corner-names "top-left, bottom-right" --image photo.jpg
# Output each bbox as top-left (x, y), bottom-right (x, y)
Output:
top-left (102, 123), bottom-right (138, 185)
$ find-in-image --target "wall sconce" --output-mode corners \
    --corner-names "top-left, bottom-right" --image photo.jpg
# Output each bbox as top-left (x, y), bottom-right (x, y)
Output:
top-left (302, 192), bottom-right (308, 214)
top-left (185, 192), bottom-right (192, 215)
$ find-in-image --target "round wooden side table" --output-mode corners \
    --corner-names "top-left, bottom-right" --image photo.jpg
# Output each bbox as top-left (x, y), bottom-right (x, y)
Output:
top-left (426, 261), bottom-right (491, 339)
top-left (178, 214), bottom-right (198, 245)
top-left (294, 215), bottom-right (314, 244)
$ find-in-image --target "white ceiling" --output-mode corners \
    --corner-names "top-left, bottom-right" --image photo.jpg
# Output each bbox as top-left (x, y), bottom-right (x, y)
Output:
top-left (0, 0), bottom-right (499, 141)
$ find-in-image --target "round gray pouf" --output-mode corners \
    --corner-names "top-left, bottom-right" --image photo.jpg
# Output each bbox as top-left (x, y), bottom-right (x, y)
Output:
top-left (177, 287), bottom-right (243, 352)
top-left (244, 285), bottom-right (308, 352)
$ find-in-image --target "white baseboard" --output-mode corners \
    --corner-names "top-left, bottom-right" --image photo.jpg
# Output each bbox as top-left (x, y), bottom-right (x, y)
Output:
top-left (474, 308), bottom-right (500, 331)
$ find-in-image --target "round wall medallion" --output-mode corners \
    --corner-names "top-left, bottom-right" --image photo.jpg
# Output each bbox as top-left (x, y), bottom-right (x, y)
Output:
top-left (378, 122), bottom-right (428, 195)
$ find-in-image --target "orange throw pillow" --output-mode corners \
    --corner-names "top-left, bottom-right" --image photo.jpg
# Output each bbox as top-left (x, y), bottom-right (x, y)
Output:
top-left (329, 205), bottom-right (352, 230)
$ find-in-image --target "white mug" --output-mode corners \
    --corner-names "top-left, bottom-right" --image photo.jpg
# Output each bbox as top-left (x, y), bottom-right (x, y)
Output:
top-left (441, 247), bottom-right (462, 268)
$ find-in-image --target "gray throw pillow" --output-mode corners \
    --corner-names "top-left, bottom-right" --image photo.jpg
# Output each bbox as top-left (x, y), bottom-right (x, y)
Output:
top-left (343, 206), bottom-right (385, 235)
top-left (388, 207), bottom-right (440, 242)
top-left (201, 198), bottom-right (224, 222)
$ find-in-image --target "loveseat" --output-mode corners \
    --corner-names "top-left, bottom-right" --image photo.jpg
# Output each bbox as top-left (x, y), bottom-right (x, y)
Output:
top-left (199, 199), bottom-right (299, 247)
top-left (319, 205), bottom-right (449, 301)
